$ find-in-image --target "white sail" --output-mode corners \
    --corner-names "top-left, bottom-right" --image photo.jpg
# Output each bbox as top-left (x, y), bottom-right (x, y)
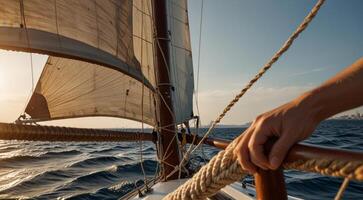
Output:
top-left (167, 0), bottom-right (194, 123)
top-left (25, 56), bottom-right (156, 125)
top-left (0, 0), bottom-right (193, 125)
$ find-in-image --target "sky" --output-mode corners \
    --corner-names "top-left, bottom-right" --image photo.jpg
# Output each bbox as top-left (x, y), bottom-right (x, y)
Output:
top-left (0, 0), bottom-right (363, 128)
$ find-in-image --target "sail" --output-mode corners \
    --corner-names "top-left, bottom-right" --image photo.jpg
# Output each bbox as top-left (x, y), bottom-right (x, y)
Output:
top-left (0, 0), bottom-right (152, 83)
top-left (167, 0), bottom-right (195, 123)
top-left (25, 56), bottom-right (156, 125)
top-left (0, 0), bottom-right (193, 125)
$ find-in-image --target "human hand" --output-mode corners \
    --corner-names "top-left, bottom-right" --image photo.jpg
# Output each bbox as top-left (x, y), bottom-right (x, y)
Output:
top-left (233, 96), bottom-right (320, 173)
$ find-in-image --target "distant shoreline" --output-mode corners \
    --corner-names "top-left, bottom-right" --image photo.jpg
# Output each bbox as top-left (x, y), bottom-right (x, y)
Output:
top-left (110, 119), bottom-right (362, 130)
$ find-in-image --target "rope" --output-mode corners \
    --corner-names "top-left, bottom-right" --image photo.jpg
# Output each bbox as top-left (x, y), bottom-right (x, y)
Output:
top-left (284, 160), bottom-right (363, 180)
top-left (18, 0), bottom-right (35, 118)
top-left (165, 0), bottom-right (327, 198)
top-left (139, 0), bottom-right (148, 188)
top-left (19, 0), bottom-right (34, 93)
top-left (164, 135), bottom-right (363, 200)
top-left (145, 1), bottom-right (185, 179)
top-left (0, 123), bottom-right (154, 142)
top-left (174, 0), bottom-right (326, 181)
top-left (214, 0), bottom-right (325, 125)
top-left (334, 178), bottom-right (350, 200)
top-left (194, 0), bottom-right (204, 119)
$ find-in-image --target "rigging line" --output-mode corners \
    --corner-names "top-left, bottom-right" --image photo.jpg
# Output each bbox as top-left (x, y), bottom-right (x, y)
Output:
top-left (139, 1), bottom-right (148, 186)
top-left (94, 0), bottom-right (100, 49)
top-left (195, 0), bottom-right (204, 120)
top-left (18, 0), bottom-right (35, 117)
top-left (147, 0), bottom-right (180, 176)
top-left (54, 0), bottom-right (61, 47)
top-left (145, 0), bottom-right (174, 90)
top-left (146, 0), bottom-right (180, 132)
top-left (148, 1), bottom-right (162, 129)
top-left (155, 39), bottom-right (173, 88)
top-left (143, 0), bottom-right (176, 124)
top-left (178, 120), bottom-right (199, 179)
top-left (160, 124), bottom-right (178, 162)
top-left (175, 0), bottom-right (327, 178)
top-left (29, 55), bottom-right (34, 93)
top-left (334, 178), bottom-right (350, 200)
top-left (19, 0), bottom-right (34, 92)
top-left (155, 89), bottom-right (176, 123)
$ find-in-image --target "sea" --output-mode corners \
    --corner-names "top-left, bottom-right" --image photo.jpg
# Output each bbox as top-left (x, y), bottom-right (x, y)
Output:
top-left (0, 120), bottom-right (362, 200)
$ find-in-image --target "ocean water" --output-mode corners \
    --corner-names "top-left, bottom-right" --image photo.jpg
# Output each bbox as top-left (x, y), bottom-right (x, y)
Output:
top-left (0, 120), bottom-right (362, 200)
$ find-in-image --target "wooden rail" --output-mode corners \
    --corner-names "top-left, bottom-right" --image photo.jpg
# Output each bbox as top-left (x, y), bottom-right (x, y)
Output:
top-left (187, 135), bottom-right (363, 200)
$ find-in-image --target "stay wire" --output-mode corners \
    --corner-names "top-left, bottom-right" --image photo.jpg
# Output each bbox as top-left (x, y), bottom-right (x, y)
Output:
top-left (18, 0), bottom-right (35, 118)
top-left (195, 0), bottom-right (204, 121)
top-left (139, 0), bottom-right (148, 187)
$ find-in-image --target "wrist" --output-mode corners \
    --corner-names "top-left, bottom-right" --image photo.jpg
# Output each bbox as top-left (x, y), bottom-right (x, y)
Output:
top-left (293, 89), bottom-right (325, 124)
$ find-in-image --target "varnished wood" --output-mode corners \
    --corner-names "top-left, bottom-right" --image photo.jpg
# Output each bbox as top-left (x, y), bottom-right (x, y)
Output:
top-left (254, 138), bottom-right (287, 200)
top-left (254, 168), bottom-right (287, 200)
top-left (194, 136), bottom-right (363, 163)
top-left (153, 0), bottom-right (181, 181)
top-left (188, 135), bottom-right (363, 199)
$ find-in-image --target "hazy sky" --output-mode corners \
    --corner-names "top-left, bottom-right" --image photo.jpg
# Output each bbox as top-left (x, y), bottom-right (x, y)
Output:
top-left (0, 0), bottom-right (362, 128)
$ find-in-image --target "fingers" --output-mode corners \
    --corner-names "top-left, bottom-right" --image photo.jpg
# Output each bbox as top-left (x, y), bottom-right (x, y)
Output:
top-left (235, 132), bottom-right (256, 174)
top-left (234, 118), bottom-right (289, 173)
top-left (268, 134), bottom-right (293, 170)
top-left (248, 128), bottom-right (271, 170)
top-left (234, 127), bottom-right (256, 174)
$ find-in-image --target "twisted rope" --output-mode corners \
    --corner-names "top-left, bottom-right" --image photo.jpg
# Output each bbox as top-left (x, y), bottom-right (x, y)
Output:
top-left (165, 139), bottom-right (244, 200)
top-left (215, 0), bottom-right (325, 124)
top-left (175, 0), bottom-right (326, 179)
top-left (0, 123), bottom-right (154, 142)
top-left (164, 135), bottom-right (363, 200)
top-left (284, 159), bottom-right (363, 180)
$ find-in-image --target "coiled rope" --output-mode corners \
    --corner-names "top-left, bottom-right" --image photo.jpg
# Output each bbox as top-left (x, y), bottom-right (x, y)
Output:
top-left (174, 0), bottom-right (327, 181)
top-left (164, 135), bottom-right (363, 200)
top-left (165, 0), bottom-right (334, 199)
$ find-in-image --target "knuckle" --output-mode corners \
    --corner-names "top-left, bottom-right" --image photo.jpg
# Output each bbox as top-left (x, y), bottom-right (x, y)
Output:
top-left (250, 156), bottom-right (261, 166)
top-left (254, 115), bottom-right (271, 129)
top-left (247, 141), bottom-right (254, 149)
top-left (249, 139), bottom-right (259, 149)
top-left (255, 114), bottom-right (264, 121)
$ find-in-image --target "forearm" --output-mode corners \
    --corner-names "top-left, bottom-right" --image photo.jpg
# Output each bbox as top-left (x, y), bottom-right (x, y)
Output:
top-left (298, 57), bottom-right (363, 122)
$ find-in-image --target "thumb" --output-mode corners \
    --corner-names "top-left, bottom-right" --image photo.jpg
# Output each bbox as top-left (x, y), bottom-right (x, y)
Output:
top-left (268, 136), bottom-right (293, 170)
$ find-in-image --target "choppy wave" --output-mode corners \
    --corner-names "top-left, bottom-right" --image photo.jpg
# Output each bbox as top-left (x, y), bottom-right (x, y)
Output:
top-left (0, 120), bottom-right (362, 199)
top-left (44, 150), bottom-right (82, 157)
top-left (69, 156), bottom-right (126, 168)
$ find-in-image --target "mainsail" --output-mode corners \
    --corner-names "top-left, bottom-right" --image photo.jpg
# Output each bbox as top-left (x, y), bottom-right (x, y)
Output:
top-left (0, 0), bottom-right (194, 125)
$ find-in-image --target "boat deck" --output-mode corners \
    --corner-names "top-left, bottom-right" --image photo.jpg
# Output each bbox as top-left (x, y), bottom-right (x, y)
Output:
top-left (132, 179), bottom-right (252, 200)
top-left (130, 179), bottom-right (303, 200)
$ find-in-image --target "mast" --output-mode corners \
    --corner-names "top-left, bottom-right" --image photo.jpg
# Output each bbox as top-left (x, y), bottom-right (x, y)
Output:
top-left (153, 0), bottom-right (181, 180)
